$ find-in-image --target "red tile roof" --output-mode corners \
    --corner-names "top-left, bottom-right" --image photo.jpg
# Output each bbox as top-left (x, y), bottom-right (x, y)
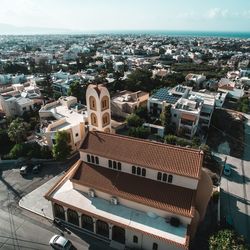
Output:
top-left (80, 131), bottom-right (203, 179)
top-left (71, 162), bottom-right (196, 218)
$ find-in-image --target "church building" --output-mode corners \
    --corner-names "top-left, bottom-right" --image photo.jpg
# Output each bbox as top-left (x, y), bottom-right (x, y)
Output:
top-left (45, 84), bottom-right (213, 250)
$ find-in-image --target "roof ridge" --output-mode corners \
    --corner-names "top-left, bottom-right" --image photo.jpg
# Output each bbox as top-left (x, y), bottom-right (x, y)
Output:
top-left (89, 131), bottom-right (203, 155)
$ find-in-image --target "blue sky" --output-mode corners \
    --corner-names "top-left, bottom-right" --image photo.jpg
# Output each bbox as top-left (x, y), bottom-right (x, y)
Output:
top-left (0, 0), bottom-right (250, 32)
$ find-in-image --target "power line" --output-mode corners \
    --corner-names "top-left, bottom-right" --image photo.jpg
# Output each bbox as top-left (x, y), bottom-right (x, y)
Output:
top-left (210, 124), bottom-right (249, 147)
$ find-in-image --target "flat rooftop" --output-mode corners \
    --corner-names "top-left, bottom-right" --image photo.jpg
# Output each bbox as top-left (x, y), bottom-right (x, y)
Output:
top-left (40, 102), bottom-right (87, 130)
top-left (52, 179), bottom-right (188, 245)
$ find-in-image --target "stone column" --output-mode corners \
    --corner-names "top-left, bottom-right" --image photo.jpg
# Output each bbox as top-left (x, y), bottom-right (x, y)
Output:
top-left (78, 212), bottom-right (82, 228)
top-left (109, 224), bottom-right (113, 240)
top-left (93, 218), bottom-right (97, 234)
top-left (64, 208), bottom-right (68, 222)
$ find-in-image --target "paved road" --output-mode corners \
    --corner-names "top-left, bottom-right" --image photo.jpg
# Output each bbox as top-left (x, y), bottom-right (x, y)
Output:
top-left (0, 164), bottom-right (114, 249)
top-left (218, 115), bottom-right (250, 243)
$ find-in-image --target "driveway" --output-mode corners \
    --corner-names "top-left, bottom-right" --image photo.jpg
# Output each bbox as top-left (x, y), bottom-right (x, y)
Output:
top-left (218, 114), bottom-right (250, 243)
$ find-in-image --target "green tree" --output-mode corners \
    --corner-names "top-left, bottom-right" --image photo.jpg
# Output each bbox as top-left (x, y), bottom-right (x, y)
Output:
top-left (160, 105), bottom-right (175, 134)
top-left (68, 80), bottom-right (86, 104)
top-left (209, 229), bottom-right (249, 250)
top-left (125, 69), bottom-right (154, 92)
top-left (8, 118), bottom-right (29, 144)
top-left (9, 143), bottom-right (26, 159)
top-left (126, 114), bottom-right (143, 127)
top-left (164, 134), bottom-right (177, 145)
top-left (134, 106), bottom-right (148, 121)
top-left (128, 126), bottom-right (150, 139)
top-left (52, 131), bottom-right (71, 161)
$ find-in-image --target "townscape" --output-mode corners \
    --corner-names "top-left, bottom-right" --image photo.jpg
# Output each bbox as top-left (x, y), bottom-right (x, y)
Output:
top-left (0, 6), bottom-right (250, 250)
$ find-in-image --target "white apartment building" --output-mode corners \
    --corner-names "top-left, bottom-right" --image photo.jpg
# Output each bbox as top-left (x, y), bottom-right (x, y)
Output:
top-left (147, 85), bottom-right (191, 117)
top-left (171, 92), bottom-right (215, 138)
top-left (39, 96), bottom-right (88, 152)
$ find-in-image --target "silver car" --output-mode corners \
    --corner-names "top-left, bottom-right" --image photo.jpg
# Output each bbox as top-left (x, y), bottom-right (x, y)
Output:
top-left (49, 235), bottom-right (72, 250)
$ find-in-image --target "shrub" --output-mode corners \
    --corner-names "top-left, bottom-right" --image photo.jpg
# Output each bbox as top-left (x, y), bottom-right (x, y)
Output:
top-left (128, 126), bottom-right (150, 139)
top-left (209, 229), bottom-right (249, 250)
top-left (165, 135), bottom-right (177, 145)
top-left (126, 114), bottom-right (143, 127)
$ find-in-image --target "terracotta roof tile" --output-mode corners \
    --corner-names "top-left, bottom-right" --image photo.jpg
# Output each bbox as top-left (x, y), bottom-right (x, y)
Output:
top-left (80, 131), bottom-right (203, 179)
top-left (71, 162), bottom-right (196, 217)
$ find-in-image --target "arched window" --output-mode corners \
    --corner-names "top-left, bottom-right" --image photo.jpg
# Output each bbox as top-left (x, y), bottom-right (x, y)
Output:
top-left (81, 214), bottom-right (93, 231)
top-left (133, 235), bottom-right (138, 243)
top-left (91, 155), bottom-right (95, 163)
top-left (101, 96), bottom-right (109, 111)
top-left (54, 203), bottom-right (65, 220)
top-left (89, 96), bottom-right (97, 110)
top-left (132, 166), bottom-right (136, 174)
top-left (113, 161), bottom-right (117, 169)
top-left (95, 156), bottom-right (99, 164)
top-left (142, 168), bottom-right (146, 177)
top-left (96, 220), bottom-right (109, 238)
top-left (67, 208), bottom-right (79, 226)
top-left (118, 162), bottom-right (122, 171)
top-left (163, 173), bottom-right (167, 182)
top-left (102, 112), bottom-right (110, 127)
top-left (168, 174), bottom-right (173, 183)
top-left (152, 243), bottom-right (158, 250)
top-left (87, 154), bottom-right (91, 162)
top-left (137, 167), bottom-right (141, 175)
top-left (157, 172), bottom-right (162, 181)
top-left (108, 160), bottom-right (112, 168)
top-left (90, 113), bottom-right (98, 126)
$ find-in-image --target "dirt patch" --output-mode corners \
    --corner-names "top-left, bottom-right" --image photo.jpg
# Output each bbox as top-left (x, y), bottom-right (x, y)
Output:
top-left (207, 109), bottom-right (245, 158)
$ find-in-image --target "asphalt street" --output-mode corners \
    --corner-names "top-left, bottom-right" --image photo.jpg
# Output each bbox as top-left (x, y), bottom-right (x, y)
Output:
top-left (219, 115), bottom-right (250, 243)
top-left (0, 163), bottom-right (114, 250)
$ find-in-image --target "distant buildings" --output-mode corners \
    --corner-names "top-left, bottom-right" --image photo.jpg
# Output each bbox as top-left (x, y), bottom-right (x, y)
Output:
top-left (0, 81), bottom-right (42, 117)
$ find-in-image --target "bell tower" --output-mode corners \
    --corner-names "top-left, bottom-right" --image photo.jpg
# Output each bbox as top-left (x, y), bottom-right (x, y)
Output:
top-left (86, 84), bottom-right (111, 133)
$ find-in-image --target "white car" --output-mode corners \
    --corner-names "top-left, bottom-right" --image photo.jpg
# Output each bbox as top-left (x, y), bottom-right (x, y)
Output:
top-left (49, 235), bottom-right (72, 250)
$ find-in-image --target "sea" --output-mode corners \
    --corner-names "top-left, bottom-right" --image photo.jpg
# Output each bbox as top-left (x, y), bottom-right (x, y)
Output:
top-left (88, 30), bottom-right (250, 39)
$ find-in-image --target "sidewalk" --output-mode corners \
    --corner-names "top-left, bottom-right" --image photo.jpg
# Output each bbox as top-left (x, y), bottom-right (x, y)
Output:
top-left (19, 173), bottom-right (63, 220)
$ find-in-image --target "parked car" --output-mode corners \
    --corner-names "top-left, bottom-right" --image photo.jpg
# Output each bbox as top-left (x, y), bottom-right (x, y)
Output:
top-left (32, 163), bottom-right (42, 174)
top-left (49, 235), bottom-right (72, 250)
top-left (20, 165), bottom-right (33, 175)
top-left (223, 164), bottom-right (232, 176)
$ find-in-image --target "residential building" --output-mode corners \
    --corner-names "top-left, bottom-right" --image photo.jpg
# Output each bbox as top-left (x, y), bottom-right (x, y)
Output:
top-left (147, 86), bottom-right (191, 117)
top-left (39, 96), bottom-right (87, 151)
top-left (171, 92), bottom-right (215, 138)
top-left (185, 74), bottom-right (206, 88)
top-left (0, 94), bottom-right (34, 117)
top-left (111, 90), bottom-right (149, 118)
top-left (45, 131), bottom-right (213, 250)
